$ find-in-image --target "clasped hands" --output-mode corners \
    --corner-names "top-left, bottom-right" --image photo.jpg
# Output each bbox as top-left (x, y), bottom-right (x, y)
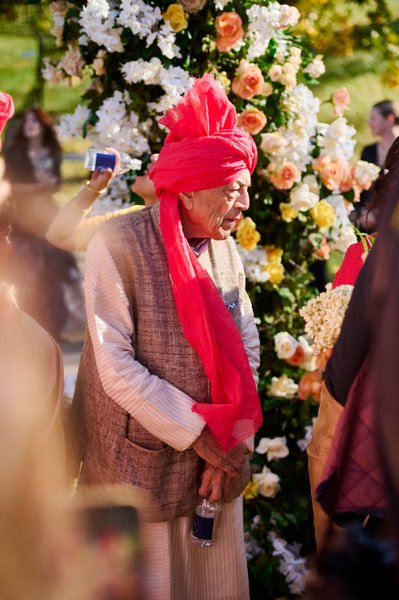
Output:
top-left (192, 426), bottom-right (250, 503)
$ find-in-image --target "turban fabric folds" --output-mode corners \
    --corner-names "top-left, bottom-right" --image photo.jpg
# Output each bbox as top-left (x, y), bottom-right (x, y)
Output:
top-left (150, 75), bottom-right (262, 450)
top-left (0, 92), bottom-right (14, 135)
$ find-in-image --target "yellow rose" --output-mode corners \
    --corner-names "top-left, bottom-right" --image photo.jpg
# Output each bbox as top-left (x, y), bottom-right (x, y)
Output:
top-left (280, 203), bottom-right (298, 223)
top-left (310, 200), bottom-right (335, 229)
top-left (163, 4), bottom-right (188, 32)
top-left (242, 480), bottom-right (259, 500)
top-left (265, 262), bottom-right (285, 285)
top-left (236, 216), bottom-right (261, 251)
top-left (266, 245), bottom-right (283, 264)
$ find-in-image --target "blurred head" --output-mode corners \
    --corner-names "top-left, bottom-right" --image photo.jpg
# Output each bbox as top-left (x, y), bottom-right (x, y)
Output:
top-left (368, 136), bottom-right (399, 227)
top-left (369, 100), bottom-right (399, 137)
top-left (14, 108), bottom-right (61, 153)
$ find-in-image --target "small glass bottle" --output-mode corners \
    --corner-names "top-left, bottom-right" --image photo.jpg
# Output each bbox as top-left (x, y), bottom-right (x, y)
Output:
top-left (84, 148), bottom-right (139, 174)
top-left (191, 498), bottom-right (221, 547)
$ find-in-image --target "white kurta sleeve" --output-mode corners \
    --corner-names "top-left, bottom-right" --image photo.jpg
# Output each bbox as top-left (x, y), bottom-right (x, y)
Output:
top-left (84, 232), bottom-right (205, 452)
top-left (240, 290), bottom-right (260, 384)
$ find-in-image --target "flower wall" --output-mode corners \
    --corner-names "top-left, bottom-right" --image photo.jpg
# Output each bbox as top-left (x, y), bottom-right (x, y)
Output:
top-left (45, 0), bottom-right (380, 595)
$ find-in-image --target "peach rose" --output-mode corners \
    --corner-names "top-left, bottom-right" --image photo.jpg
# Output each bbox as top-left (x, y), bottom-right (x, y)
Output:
top-left (319, 159), bottom-right (345, 191)
top-left (215, 12), bottom-right (244, 52)
top-left (298, 370), bottom-right (323, 402)
top-left (332, 87), bottom-right (350, 117)
top-left (232, 61), bottom-right (264, 100)
top-left (237, 108), bottom-right (267, 135)
top-left (312, 154), bottom-right (331, 173)
top-left (339, 164), bottom-right (355, 193)
top-left (267, 161), bottom-right (300, 190)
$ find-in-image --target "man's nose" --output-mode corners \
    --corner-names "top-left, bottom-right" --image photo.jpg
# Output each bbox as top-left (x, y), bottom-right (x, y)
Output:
top-left (235, 189), bottom-right (250, 211)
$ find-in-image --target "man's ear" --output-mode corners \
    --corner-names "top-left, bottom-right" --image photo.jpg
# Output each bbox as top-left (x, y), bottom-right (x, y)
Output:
top-left (179, 191), bottom-right (195, 210)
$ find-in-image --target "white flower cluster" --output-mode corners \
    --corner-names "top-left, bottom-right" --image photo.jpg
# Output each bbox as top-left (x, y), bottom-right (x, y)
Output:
top-left (57, 104), bottom-right (91, 140)
top-left (121, 58), bottom-right (192, 114)
top-left (300, 283), bottom-right (354, 354)
top-left (244, 531), bottom-right (265, 561)
top-left (297, 418), bottom-right (316, 452)
top-left (92, 91), bottom-right (151, 155)
top-left (268, 531), bottom-right (307, 595)
top-left (236, 243), bottom-right (270, 284)
top-left (256, 436), bottom-right (289, 461)
top-left (79, 0), bottom-right (124, 53)
top-left (118, 0), bottom-right (180, 59)
top-left (262, 85), bottom-right (320, 173)
top-left (318, 117), bottom-right (356, 162)
top-left (268, 375), bottom-right (298, 399)
top-left (246, 3), bottom-right (300, 59)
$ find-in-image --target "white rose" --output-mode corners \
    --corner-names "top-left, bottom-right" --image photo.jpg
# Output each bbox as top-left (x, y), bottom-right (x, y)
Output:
top-left (354, 160), bottom-right (380, 186)
top-left (302, 174), bottom-right (320, 195)
top-left (268, 375), bottom-right (298, 399)
top-left (253, 466), bottom-right (281, 498)
top-left (260, 132), bottom-right (288, 156)
top-left (274, 331), bottom-right (298, 359)
top-left (289, 184), bottom-right (319, 211)
top-left (256, 436), bottom-right (289, 461)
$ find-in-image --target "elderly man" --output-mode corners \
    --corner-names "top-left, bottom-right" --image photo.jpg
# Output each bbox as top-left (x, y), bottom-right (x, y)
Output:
top-left (73, 75), bottom-right (262, 600)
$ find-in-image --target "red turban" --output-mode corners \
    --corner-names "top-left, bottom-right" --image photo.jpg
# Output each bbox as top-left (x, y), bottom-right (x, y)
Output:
top-left (150, 75), bottom-right (262, 450)
top-left (0, 92), bottom-right (14, 135)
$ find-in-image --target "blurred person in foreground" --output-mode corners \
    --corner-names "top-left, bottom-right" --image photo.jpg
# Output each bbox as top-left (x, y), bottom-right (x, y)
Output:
top-left (45, 154), bottom-right (158, 252)
top-left (355, 100), bottom-right (399, 232)
top-left (4, 108), bottom-right (84, 341)
top-left (71, 74), bottom-right (262, 600)
top-left (305, 138), bottom-right (399, 599)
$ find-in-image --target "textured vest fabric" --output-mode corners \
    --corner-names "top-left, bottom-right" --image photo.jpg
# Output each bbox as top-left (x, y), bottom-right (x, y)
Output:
top-left (72, 203), bottom-right (250, 522)
top-left (317, 359), bottom-right (385, 520)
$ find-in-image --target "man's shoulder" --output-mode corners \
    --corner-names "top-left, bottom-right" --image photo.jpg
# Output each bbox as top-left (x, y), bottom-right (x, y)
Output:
top-left (98, 205), bottom-right (153, 237)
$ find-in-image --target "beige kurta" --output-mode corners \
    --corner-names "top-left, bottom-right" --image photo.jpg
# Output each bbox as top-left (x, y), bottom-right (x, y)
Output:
top-left (83, 230), bottom-right (260, 600)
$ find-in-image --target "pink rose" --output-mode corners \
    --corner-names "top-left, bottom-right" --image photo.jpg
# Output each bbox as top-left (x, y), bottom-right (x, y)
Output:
top-left (232, 62), bottom-right (264, 100)
top-left (267, 161), bottom-right (300, 190)
top-left (215, 12), bottom-right (244, 52)
top-left (0, 92), bottom-right (14, 134)
top-left (332, 87), bottom-right (350, 117)
top-left (237, 108), bottom-right (267, 135)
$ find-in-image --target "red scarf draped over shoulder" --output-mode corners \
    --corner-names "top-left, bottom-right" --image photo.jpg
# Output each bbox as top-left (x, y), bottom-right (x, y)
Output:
top-left (150, 75), bottom-right (262, 450)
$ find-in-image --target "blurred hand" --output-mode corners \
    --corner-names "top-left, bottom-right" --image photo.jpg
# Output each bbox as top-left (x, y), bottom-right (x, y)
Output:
top-left (192, 426), bottom-right (250, 478)
top-left (89, 167), bottom-right (113, 193)
top-left (87, 147), bottom-right (121, 195)
top-left (198, 463), bottom-right (237, 503)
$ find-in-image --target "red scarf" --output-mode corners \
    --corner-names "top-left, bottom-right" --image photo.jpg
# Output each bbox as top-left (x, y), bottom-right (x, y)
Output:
top-left (150, 75), bottom-right (262, 450)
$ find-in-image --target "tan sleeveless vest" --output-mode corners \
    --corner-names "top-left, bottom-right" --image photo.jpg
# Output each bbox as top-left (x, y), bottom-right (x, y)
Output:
top-left (71, 203), bottom-right (250, 522)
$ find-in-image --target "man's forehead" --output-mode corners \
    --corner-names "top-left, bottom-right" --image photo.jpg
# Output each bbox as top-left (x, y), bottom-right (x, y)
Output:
top-left (232, 172), bottom-right (251, 186)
